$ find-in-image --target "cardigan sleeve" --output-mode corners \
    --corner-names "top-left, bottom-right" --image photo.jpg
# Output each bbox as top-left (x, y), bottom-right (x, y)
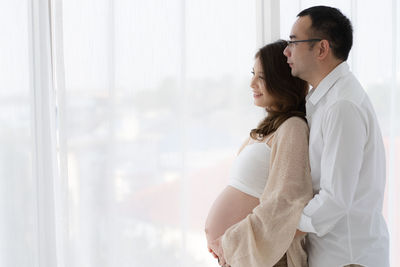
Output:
top-left (221, 117), bottom-right (313, 267)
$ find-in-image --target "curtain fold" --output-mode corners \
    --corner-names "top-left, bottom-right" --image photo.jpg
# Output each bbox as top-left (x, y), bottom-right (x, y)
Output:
top-left (0, 0), bottom-right (57, 266)
top-left (30, 0), bottom-right (58, 266)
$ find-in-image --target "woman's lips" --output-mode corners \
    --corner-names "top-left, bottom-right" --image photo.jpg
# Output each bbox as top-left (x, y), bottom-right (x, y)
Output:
top-left (253, 93), bottom-right (262, 98)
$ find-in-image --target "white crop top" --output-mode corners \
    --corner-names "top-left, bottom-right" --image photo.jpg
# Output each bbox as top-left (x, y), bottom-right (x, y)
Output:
top-left (228, 140), bottom-right (272, 198)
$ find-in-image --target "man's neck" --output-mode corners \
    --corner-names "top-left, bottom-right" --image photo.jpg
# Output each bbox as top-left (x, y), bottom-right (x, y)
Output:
top-left (309, 60), bottom-right (344, 88)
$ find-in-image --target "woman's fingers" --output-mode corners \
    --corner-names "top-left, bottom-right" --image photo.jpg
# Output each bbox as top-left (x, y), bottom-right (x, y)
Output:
top-left (218, 256), bottom-right (227, 266)
top-left (208, 247), bottom-right (218, 258)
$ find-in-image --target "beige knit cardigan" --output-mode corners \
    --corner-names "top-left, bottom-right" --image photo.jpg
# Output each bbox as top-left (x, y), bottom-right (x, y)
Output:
top-left (221, 117), bottom-right (313, 267)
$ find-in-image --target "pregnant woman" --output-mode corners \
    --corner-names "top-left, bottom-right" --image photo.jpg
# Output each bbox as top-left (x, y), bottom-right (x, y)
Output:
top-left (205, 40), bottom-right (313, 267)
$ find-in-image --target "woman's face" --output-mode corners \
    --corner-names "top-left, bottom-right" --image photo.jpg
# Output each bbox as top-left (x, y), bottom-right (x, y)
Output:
top-left (250, 57), bottom-right (276, 109)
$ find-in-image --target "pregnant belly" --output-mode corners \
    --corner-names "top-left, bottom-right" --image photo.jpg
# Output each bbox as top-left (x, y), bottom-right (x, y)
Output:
top-left (205, 185), bottom-right (260, 242)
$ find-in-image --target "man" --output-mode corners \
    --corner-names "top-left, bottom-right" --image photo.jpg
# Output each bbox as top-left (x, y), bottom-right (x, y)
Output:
top-left (283, 6), bottom-right (389, 267)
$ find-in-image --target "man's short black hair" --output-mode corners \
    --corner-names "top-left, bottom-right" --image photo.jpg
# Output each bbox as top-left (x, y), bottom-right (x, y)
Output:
top-left (298, 6), bottom-right (353, 61)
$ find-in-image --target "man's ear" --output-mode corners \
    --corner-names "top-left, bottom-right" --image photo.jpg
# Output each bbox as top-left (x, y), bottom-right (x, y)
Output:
top-left (316, 40), bottom-right (330, 60)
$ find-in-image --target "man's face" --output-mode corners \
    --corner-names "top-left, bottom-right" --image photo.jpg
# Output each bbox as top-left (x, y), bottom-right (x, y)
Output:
top-left (283, 15), bottom-right (317, 81)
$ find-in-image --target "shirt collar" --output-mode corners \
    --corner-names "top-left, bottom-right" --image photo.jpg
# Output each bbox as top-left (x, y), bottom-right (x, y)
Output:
top-left (307, 61), bottom-right (350, 106)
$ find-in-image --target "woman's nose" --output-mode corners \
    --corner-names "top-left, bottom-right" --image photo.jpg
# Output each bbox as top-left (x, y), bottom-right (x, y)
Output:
top-left (283, 46), bottom-right (290, 57)
top-left (250, 77), bottom-right (257, 89)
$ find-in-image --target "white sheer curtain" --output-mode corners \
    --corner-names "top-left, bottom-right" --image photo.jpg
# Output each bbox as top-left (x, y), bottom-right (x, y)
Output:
top-left (1, 0), bottom-right (399, 267)
top-left (0, 0), bottom-right (37, 266)
top-left (0, 0), bottom-right (57, 266)
top-left (53, 0), bottom-right (259, 266)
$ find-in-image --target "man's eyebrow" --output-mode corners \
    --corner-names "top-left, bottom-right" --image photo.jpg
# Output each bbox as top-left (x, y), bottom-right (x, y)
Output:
top-left (289, 35), bottom-right (296, 39)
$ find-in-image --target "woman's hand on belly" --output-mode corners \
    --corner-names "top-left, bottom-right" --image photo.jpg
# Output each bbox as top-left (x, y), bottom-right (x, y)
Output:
top-left (208, 236), bottom-right (228, 266)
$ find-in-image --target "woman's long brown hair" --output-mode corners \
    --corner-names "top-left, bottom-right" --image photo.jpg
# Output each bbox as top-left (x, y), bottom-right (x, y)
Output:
top-left (250, 40), bottom-right (309, 140)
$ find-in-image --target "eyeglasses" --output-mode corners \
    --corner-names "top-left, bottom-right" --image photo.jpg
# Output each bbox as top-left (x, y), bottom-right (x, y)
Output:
top-left (285, 38), bottom-right (322, 48)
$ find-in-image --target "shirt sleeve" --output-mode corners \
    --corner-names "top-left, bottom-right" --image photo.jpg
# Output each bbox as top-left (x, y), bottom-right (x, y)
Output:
top-left (221, 117), bottom-right (313, 267)
top-left (298, 100), bottom-right (367, 236)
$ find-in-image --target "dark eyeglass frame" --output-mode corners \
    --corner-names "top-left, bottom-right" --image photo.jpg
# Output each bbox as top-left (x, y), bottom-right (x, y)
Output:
top-left (286, 38), bottom-right (322, 47)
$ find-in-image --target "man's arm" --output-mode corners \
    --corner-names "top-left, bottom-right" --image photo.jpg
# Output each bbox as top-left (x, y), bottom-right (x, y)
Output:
top-left (299, 100), bottom-right (367, 236)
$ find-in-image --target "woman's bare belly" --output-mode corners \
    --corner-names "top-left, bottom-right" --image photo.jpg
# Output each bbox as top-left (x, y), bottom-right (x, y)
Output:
top-left (205, 185), bottom-right (260, 242)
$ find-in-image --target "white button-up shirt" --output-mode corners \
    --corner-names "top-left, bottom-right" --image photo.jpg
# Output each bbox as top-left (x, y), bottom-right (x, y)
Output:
top-left (298, 62), bottom-right (390, 267)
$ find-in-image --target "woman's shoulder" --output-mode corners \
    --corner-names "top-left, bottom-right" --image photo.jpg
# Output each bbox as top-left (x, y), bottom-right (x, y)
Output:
top-left (275, 116), bottom-right (309, 139)
top-left (237, 136), bottom-right (251, 155)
